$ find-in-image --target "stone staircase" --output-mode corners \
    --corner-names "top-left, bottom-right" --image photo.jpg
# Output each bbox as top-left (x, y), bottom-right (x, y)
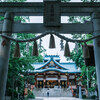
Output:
top-left (33, 88), bottom-right (72, 97)
top-left (61, 88), bottom-right (73, 97)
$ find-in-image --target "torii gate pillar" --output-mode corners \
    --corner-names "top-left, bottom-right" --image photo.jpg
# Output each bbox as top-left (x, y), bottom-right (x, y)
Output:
top-left (92, 12), bottom-right (100, 100)
top-left (0, 12), bottom-right (13, 100)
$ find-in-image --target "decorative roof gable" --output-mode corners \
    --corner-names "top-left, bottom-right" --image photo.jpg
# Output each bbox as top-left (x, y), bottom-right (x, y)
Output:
top-left (31, 55), bottom-right (81, 74)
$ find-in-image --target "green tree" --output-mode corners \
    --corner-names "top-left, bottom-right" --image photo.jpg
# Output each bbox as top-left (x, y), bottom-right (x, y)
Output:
top-left (0, 0), bottom-right (45, 99)
top-left (67, 0), bottom-right (97, 95)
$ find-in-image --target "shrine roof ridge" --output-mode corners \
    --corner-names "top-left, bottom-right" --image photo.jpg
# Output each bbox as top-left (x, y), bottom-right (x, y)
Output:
top-left (32, 56), bottom-right (67, 70)
top-left (45, 55), bottom-right (59, 57)
top-left (53, 59), bottom-right (67, 70)
top-left (32, 56), bottom-right (77, 70)
top-left (30, 68), bottom-right (81, 73)
top-left (35, 58), bottom-right (51, 70)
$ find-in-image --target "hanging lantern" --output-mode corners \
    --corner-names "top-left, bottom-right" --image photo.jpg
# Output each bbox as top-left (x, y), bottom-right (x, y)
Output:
top-left (64, 41), bottom-right (70, 57)
top-left (32, 40), bottom-right (38, 56)
top-left (49, 34), bottom-right (56, 48)
top-left (14, 42), bottom-right (20, 57)
top-left (82, 42), bottom-right (90, 59)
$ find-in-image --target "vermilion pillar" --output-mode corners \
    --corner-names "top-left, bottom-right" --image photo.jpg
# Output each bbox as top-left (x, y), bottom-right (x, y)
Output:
top-left (67, 75), bottom-right (69, 88)
top-left (35, 75), bottom-right (37, 88)
top-left (58, 73), bottom-right (60, 88)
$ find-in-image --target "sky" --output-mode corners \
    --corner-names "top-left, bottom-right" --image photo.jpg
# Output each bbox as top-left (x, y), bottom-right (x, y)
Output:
top-left (26, 0), bottom-right (81, 62)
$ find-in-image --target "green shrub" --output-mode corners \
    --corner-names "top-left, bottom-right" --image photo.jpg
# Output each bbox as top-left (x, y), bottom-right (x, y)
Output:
top-left (13, 98), bottom-right (18, 100)
top-left (82, 95), bottom-right (86, 98)
top-left (91, 95), bottom-right (96, 99)
top-left (27, 90), bottom-right (35, 99)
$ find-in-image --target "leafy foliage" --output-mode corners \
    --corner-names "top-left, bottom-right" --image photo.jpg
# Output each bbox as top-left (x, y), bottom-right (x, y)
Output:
top-left (6, 55), bottom-right (43, 99)
top-left (26, 89), bottom-right (35, 99)
top-left (1, 0), bottom-right (45, 100)
top-left (68, 0), bottom-right (97, 94)
top-left (81, 0), bottom-right (100, 2)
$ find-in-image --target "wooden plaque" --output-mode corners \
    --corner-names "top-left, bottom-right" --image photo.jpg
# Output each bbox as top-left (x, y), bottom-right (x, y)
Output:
top-left (44, 1), bottom-right (60, 26)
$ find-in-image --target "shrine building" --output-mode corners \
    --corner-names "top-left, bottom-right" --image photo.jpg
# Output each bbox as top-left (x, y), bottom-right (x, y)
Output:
top-left (31, 55), bottom-right (81, 89)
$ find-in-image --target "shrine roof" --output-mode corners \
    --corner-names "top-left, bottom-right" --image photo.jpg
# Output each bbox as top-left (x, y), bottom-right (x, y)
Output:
top-left (31, 68), bottom-right (81, 73)
top-left (59, 63), bottom-right (78, 70)
top-left (31, 55), bottom-right (81, 74)
top-left (31, 62), bottom-right (45, 69)
top-left (43, 55), bottom-right (60, 61)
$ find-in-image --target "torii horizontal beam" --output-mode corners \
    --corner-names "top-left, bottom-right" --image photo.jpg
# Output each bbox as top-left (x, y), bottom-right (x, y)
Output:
top-left (0, 21), bottom-right (93, 34)
top-left (0, 2), bottom-right (100, 16)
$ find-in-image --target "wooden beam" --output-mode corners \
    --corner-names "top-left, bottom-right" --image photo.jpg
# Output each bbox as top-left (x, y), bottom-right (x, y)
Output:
top-left (0, 2), bottom-right (100, 16)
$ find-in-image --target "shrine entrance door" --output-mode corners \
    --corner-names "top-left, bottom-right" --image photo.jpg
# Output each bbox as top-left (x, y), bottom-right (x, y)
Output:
top-left (46, 80), bottom-right (58, 88)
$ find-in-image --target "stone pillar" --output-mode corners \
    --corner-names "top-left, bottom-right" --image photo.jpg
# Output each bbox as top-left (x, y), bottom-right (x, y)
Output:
top-left (92, 12), bottom-right (100, 100)
top-left (0, 12), bottom-right (14, 100)
top-left (79, 85), bottom-right (82, 99)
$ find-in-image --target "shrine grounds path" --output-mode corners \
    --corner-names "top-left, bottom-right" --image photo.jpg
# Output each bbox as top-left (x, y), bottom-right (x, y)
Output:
top-left (35, 97), bottom-right (93, 100)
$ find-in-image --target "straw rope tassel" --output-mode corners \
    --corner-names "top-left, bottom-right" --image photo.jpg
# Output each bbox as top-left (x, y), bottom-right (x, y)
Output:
top-left (14, 42), bottom-right (20, 57)
top-left (49, 34), bottom-right (56, 48)
top-left (64, 41), bottom-right (70, 57)
top-left (82, 42), bottom-right (90, 59)
top-left (32, 40), bottom-right (38, 56)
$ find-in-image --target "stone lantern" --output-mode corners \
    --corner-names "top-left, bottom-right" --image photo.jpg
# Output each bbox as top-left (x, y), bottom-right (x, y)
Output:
top-left (78, 80), bottom-right (82, 99)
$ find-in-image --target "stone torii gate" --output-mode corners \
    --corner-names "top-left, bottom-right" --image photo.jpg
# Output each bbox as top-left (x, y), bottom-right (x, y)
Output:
top-left (0, 1), bottom-right (100, 100)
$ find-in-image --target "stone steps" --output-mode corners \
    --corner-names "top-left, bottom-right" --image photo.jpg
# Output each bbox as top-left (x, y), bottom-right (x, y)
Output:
top-left (33, 88), bottom-right (72, 97)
